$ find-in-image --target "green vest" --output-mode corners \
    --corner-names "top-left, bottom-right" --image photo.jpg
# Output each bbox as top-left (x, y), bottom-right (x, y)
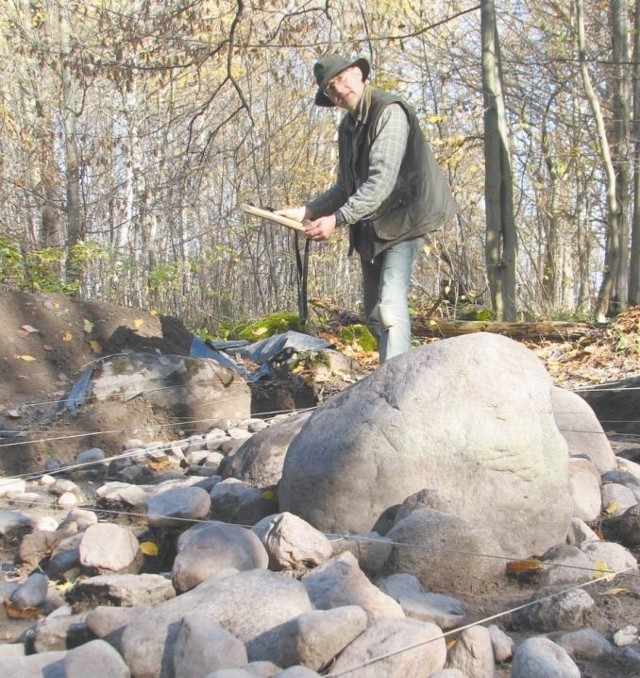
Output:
top-left (339, 88), bottom-right (456, 259)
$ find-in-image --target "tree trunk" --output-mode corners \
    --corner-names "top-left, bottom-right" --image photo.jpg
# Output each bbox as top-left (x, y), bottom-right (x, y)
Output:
top-left (481, 0), bottom-right (517, 320)
top-left (59, 0), bottom-right (83, 284)
top-left (611, 0), bottom-right (631, 311)
top-left (630, 0), bottom-right (640, 304)
top-left (576, 0), bottom-right (623, 321)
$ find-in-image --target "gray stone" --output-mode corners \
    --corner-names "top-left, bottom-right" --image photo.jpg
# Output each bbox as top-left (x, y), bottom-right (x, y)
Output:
top-left (47, 534), bottom-right (82, 581)
top-left (329, 532), bottom-right (393, 575)
top-left (332, 618), bottom-right (446, 676)
top-left (57, 508), bottom-right (99, 532)
top-left (508, 589), bottom-right (595, 632)
top-left (244, 661), bottom-right (281, 676)
top-left (445, 625), bottom-right (495, 677)
top-left (0, 643), bottom-right (25, 658)
top-left (531, 544), bottom-right (596, 586)
top-left (0, 509), bottom-right (33, 535)
top-left (67, 573), bottom-right (176, 608)
top-left (580, 539), bottom-right (638, 576)
top-left (487, 624), bottom-right (514, 663)
top-left (279, 334), bottom-right (573, 583)
top-left (257, 512), bottom-right (333, 576)
top-left (275, 606), bottom-right (367, 670)
top-left (0, 478), bottom-right (26, 496)
top-left (85, 605), bottom-right (147, 643)
top-left (301, 552), bottom-right (404, 623)
top-left (210, 478), bottom-right (278, 525)
top-left (385, 508), bottom-right (500, 591)
top-left (220, 411), bottom-right (312, 487)
top-left (78, 523), bottom-right (139, 573)
top-left (554, 627), bottom-right (614, 660)
top-left (32, 610), bottom-right (90, 653)
top-left (145, 485), bottom-right (211, 527)
top-left (377, 573), bottom-right (466, 630)
top-left (172, 521), bottom-right (268, 593)
top-left (118, 569), bottom-right (312, 676)
top-left (64, 638), bottom-right (130, 677)
top-left (50, 478), bottom-right (83, 497)
top-left (566, 517), bottom-right (600, 547)
top-left (552, 386), bottom-right (616, 472)
top-left (76, 447), bottom-right (105, 466)
top-left (95, 481), bottom-right (150, 507)
top-left (0, 650), bottom-right (67, 676)
top-left (601, 482), bottom-right (637, 517)
top-left (10, 571), bottom-right (49, 609)
top-left (568, 457), bottom-right (602, 522)
top-left (173, 612), bottom-right (248, 678)
top-left (601, 502), bottom-right (640, 549)
top-left (511, 636), bottom-right (580, 677)
top-left (273, 668), bottom-right (319, 677)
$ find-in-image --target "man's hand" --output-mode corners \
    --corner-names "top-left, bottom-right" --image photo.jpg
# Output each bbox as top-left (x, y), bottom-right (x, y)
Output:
top-left (274, 206), bottom-right (307, 222)
top-left (304, 215), bottom-right (337, 241)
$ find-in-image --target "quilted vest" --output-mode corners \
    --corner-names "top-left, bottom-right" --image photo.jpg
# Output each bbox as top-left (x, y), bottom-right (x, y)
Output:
top-left (339, 88), bottom-right (456, 259)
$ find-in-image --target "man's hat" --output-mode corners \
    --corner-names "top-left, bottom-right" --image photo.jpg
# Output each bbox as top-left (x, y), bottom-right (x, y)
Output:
top-left (313, 54), bottom-right (370, 107)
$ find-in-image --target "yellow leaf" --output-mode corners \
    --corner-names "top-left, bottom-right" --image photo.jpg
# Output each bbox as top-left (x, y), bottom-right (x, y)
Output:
top-left (18, 354), bottom-right (36, 362)
top-left (261, 490), bottom-right (274, 500)
top-left (83, 319), bottom-right (94, 333)
top-left (5, 602), bottom-right (38, 619)
top-left (594, 559), bottom-right (615, 580)
top-left (604, 501), bottom-right (618, 515)
top-left (89, 340), bottom-right (102, 353)
top-left (601, 587), bottom-right (630, 596)
top-left (62, 330), bottom-right (73, 342)
top-left (253, 326), bottom-right (268, 336)
top-left (133, 319), bottom-right (144, 329)
top-left (140, 541), bottom-right (159, 556)
top-left (506, 558), bottom-right (544, 575)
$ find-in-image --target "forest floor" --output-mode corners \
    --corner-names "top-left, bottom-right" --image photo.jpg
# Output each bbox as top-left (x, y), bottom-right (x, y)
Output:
top-left (2, 290), bottom-right (640, 675)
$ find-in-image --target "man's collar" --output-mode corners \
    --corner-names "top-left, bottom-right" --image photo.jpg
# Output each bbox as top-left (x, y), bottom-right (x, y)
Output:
top-left (351, 83), bottom-right (371, 123)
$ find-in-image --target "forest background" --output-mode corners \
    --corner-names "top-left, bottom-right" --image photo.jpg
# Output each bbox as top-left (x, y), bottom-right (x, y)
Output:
top-left (1, 0), bottom-right (638, 337)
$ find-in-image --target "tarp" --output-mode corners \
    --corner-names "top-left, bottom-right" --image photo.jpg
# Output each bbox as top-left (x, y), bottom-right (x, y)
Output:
top-left (62, 331), bottom-right (334, 413)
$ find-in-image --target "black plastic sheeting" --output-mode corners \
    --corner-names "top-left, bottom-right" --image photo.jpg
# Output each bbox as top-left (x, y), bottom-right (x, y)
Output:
top-left (62, 331), bottom-right (333, 415)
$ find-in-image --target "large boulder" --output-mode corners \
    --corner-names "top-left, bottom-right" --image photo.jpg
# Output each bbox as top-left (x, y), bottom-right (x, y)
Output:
top-left (278, 333), bottom-right (573, 562)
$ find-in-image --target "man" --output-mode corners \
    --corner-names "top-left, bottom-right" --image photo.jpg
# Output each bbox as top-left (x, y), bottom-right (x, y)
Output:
top-left (277, 54), bottom-right (456, 363)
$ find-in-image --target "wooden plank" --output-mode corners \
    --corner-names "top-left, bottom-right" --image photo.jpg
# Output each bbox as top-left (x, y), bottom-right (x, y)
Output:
top-left (240, 203), bottom-right (306, 232)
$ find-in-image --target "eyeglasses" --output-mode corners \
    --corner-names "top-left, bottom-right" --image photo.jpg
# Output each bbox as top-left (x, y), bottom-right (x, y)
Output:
top-left (323, 68), bottom-right (355, 97)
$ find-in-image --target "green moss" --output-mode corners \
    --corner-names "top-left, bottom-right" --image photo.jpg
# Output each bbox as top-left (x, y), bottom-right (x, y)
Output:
top-left (339, 324), bottom-right (377, 352)
top-left (457, 305), bottom-right (494, 321)
top-left (233, 312), bottom-right (302, 341)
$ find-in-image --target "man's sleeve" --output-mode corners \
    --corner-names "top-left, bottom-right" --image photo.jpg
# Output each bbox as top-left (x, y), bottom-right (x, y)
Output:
top-left (340, 103), bottom-right (409, 225)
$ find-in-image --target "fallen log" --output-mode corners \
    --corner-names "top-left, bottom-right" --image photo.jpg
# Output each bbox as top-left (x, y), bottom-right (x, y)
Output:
top-left (309, 298), bottom-right (601, 342)
top-left (410, 318), bottom-right (601, 341)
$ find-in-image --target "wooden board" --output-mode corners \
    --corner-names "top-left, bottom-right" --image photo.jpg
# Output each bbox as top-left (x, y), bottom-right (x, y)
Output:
top-left (240, 203), bottom-right (306, 232)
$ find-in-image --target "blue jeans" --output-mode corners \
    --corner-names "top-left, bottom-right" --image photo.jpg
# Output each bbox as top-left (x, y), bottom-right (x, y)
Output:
top-left (360, 237), bottom-right (421, 363)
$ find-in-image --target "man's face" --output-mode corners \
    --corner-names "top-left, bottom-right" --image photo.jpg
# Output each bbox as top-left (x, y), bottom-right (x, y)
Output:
top-left (323, 66), bottom-right (365, 113)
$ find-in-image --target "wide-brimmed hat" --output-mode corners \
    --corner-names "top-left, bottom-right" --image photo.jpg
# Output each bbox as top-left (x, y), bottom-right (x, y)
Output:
top-left (313, 54), bottom-right (370, 107)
